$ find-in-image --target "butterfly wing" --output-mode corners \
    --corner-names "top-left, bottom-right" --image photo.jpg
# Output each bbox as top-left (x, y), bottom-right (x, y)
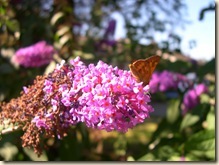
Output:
top-left (129, 55), bottom-right (161, 86)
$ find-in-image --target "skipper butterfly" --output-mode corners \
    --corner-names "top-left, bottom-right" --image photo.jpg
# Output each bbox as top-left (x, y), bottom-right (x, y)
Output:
top-left (129, 55), bottom-right (161, 86)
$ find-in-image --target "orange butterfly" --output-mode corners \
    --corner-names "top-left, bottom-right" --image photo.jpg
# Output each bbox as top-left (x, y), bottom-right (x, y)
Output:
top-left (129, 55), bottom-right (161, 86)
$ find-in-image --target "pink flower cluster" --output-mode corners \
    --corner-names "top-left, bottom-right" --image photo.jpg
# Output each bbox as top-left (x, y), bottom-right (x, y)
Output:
top-left (32, 57), bottom-right (154, 133)
top-left (182, 83), bottom-right (208, 115)
top-left (149, 70), bottom-right (191, 93)
top-left (12, 41), bottom-right (55, 68)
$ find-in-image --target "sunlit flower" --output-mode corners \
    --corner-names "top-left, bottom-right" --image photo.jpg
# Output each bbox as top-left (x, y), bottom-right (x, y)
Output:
top-left (0, 57), bottom-right (154, 155)
top-left (38, 57), bottom-right (154, 133)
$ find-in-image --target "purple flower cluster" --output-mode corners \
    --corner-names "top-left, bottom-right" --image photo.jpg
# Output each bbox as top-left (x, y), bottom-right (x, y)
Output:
top-left (95, 19), bottom-right (117, 51)
top-left (104, 19), bottom-right (116, 38)
top-left (32, 57), bottom-right (154, 133)
top-left (12, 41), bottom-right (55, 68)
top-left (149, 70), bottom-right (191, 93)
top-left (182, 83), bottom-right (208, 115)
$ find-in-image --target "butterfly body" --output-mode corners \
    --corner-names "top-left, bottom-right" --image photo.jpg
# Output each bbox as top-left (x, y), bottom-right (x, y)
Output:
top-left (129, 55), bottom-right (161, 86)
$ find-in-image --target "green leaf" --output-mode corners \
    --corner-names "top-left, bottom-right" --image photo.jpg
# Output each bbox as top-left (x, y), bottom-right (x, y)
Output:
top-left (189, 150), bottom-right (210, 159)
top-left (200, 94), bottom-right (210, 104)
top-left (44, 61), bottom-right (56, 75)
top-left (23, 148), bottom-right (48, 161)
top-left (138, 153), bottom-right (157, 161)
top-left (205, 150), bottom-right (215, 160)
top-left (59, 34), bottom-right (71, 46)
top-left (180, 113), bottom-right (200, 131)
top-left (50, 12), bottom-right (64, 26)
top-left (184, 130), bottom-right (215, 160)
top-left (5, 20), bottom-right (19, 32)
top-left (206, 106), bottom-right (215, 130)
top-left (127, 156), bottom-right (135, 161)
top-left (157, 145), bottom-right (176, 160)
top-left (186, 130), bottom-right (215, 150)
top-left (0, 142), bottom-right (18, 161)
top-left (56, 26), bottom-right (70, 37)
top-left (0, 6), bottom-right (6, 15)
top-left (139, 144), bottom-right (178, 161)
top-left (168, 155), bottom-right (193, 161)
top-left (166, 99), bottom-right (180, 124)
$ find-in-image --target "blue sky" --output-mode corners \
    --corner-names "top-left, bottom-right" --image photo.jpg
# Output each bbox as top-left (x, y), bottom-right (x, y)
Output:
top-left (112, 0), bottom-right (215, 61)
top-left (178, 0), bottom-right (215, 61)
